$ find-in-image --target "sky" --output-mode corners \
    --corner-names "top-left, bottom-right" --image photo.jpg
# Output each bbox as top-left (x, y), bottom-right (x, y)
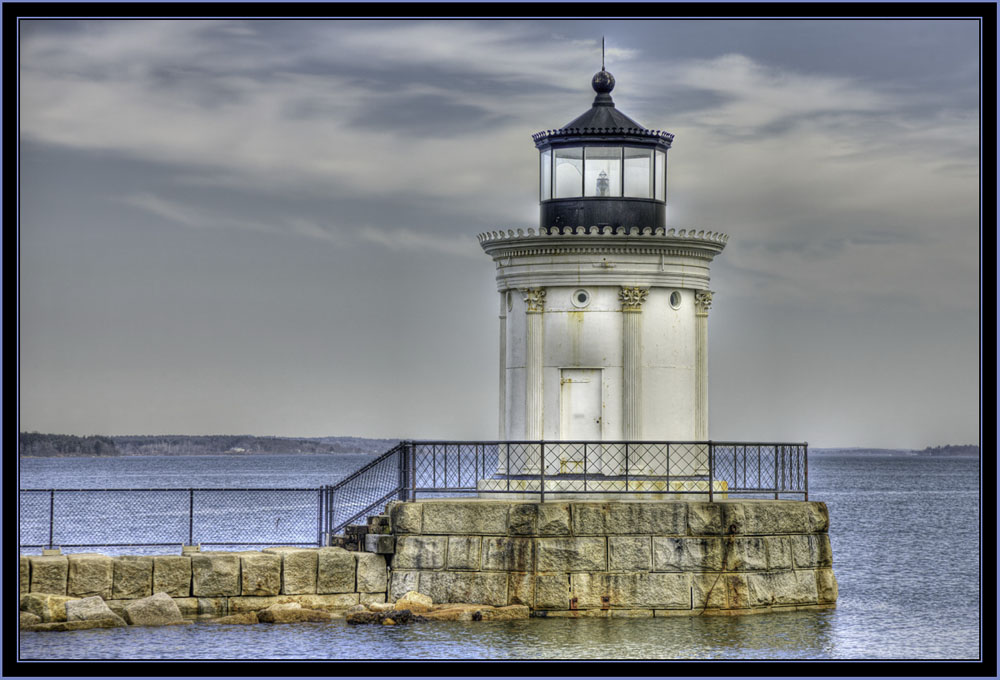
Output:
top-left (18, 18), bottom-right (981, 448)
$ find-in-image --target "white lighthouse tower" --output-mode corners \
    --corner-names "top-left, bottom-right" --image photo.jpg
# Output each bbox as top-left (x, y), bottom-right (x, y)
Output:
top-left (478, 67), bottom-right (728, 488)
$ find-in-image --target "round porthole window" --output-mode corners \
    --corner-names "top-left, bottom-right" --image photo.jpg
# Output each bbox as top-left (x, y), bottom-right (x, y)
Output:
top-left (572, 289), bottom-right (591, 308)
top-left (669, 291), bottom-right (682, 309)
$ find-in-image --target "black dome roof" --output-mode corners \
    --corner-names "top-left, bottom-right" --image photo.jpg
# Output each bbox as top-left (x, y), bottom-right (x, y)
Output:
top-left (532, 69), bottom-right (673, 148)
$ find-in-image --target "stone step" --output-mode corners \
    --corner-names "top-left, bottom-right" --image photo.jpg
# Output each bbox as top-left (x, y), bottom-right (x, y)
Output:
top-left (345, 524), bottom-right (368, 538)
top-left (366, 515), bottom-right (391, 534)
top-left (364, 533), bottom-right (395, 555)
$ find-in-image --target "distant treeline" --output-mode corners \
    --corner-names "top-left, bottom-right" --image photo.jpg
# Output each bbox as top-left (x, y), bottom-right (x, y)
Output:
top-left (916, 444), bottom-right (980, 457)
top-left (18, 433), bottom-right (400, 458)
top-left (813, 445), bottom-right (979, 457)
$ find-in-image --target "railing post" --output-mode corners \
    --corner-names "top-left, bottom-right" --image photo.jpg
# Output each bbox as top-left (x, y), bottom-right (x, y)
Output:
top-left (334, 486), bottom-right (337, 534)
top-left (708, 442), bottom-right (714, 503)
top-left (317, 486), bottom-right (324, 546)
top-left (411, 442), bottom-right (417, 500)
top-left (188, 489), bottom-right (195, 545)
top-left (506, 443), bottom-right (510, 493)
top-left (539, 441), bottom-right (545, 503)
top-left (48, 489), bottom-right (55, 550)
top-left (583, 442), bottom-right (588, 493)
top-left (774, 446), bottom-right (780, 500)
top-left (804, 443), bottom-right (809, 501)
top-left (625, 442), bottom-right (629, 490)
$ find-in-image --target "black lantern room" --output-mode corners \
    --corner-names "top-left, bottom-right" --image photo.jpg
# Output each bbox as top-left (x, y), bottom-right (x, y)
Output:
top-left (532, 68), bottom-right (674, 230)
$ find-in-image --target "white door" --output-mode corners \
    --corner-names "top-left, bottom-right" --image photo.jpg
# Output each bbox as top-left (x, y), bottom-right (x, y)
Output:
top-left (558, 369), bottom-right (603, 474)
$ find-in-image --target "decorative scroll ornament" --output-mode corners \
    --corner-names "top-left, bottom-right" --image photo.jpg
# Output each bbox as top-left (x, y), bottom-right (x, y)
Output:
top-left (695, 290), bottom-right (714, 316)
top-left (619, 286), bottom-right (649, 312)
top-left (521, 287), bottom-right (547, 313)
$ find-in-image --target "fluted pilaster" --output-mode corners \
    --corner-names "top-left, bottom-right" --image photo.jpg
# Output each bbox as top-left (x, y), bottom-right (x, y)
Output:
top-left (522, 287), bottom-right (546, 443)
top-left (619, 286), bottom-right (649, 441)
top-left (694, 290), bottom-right (713, 440)
top-left (499, 291), bottom-right (507, 440)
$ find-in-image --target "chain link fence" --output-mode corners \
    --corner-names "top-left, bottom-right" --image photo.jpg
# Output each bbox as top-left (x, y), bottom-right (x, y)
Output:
top-left (19, 487), bottom-right (324, 555)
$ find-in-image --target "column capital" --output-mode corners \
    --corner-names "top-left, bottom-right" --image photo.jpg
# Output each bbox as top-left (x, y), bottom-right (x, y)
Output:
top-left (619, 286), bottom-right (649, 312)
top-left (521, 287), bottom-right (546, 313)
top-left (695, 290), bottom-right (714, 317)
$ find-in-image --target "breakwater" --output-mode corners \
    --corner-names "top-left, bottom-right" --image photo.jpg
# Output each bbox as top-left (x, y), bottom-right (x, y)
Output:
top-left (22, 498), bottom-right (836, 619)
top-left (21, 547), bottom-right (387, 621)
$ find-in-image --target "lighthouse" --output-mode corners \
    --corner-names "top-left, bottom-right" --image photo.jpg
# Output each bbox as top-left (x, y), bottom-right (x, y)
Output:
top-left (478, 67), bottom-right (728, 486)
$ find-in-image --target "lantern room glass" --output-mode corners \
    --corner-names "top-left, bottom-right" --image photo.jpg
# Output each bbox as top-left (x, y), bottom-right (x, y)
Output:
top-left (540, 150), bottom-right (552, 200)
top-left (584, 147), bottom-right (622, 197)
top-left (655, 150), bottom-right (666, 201)
top-left (554, 147), bottom-right (584, 198)
top-left (624, 147), bottom-right (653, 198)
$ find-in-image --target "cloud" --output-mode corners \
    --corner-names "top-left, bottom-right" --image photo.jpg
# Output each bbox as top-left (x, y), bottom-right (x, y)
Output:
top-left (118, 192), bottom-right (343, 244)
top-left (358, 226), bottom-right (481, 258)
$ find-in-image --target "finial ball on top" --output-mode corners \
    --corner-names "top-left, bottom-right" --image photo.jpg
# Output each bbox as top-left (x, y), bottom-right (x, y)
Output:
top-left (592, 69), bottom-right (615, 94)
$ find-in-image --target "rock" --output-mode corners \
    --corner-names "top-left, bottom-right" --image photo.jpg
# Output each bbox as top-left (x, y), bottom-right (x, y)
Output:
top-left (228, 594), bottom-right (358, 613)
top-left (191, 553), bottom-right (240, 597)
top-left (346, 609), bottom-right (422, 625)
top-left (345, 611), bottom-right (381, 625)
top-left (20, 556), bottom-right (30, 593)
top-left (355, 552), bottom-right (387, 592)
top-left (23, 618), bottom-right (128, 632)
top-left (365, 534), bottom-right (396, 554)
top-left (20, 611), bottom-right (41, 627)
top-left (388, 570), bottom-right (420, 603)
top-left (359, 592), bottom-right (386, 606)
top-left (67, 554), bottom-right (114, 599)
top-left (112, 556), bottom-right (153, 600)
top-left (240, 552), bottom-right (282, 596)
top-left (482, 537), bottom-right (534, 571)
top-left (368, 602), bottom-right (394, 612)
top-left (152, 555), bottom-right (192, 597)
top-left (262, 547), bottom-right (318, 595)
top-left (652, 537), bottom-right (724, 571)
top-left (317, 547), bottom-right (356, 594)
top-left (392, 536), bottom-right (447, 569)
top-left (534, 573), bottom-right (570, 610)
top-left (208, 611), bottom-right (259, 625)
top-left (535, 537), bottom-right (606, 572)
top-left (346, 604), bottom-right (368, 614)
top-left (66, 596), bottom-right (126, 626)
top-left (20, 593), bottom-right (78, 623)
top-left (418, 571), bottom-right (508, 607)
top-left (394, 590), bottom-right (433, 611)
top-left (421, 604), bottom-right (483, 622)
top-left (257, 605), bottom-right (333, 623)
top-left (28, 555), bottom-right (68, 594)
top-left (421, 501), bottom-right (509, 535)
top-left (474, 605), bottom-right (530, 621)
top-left (123, 592), bottom-right (185, 626)
top-left (389, 502), bottom-right (423, 534)
top-left (608, 536), bottom-right (652, 571)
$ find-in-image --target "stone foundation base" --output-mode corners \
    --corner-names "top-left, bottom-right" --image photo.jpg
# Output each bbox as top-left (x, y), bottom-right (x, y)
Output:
top-left (387, 498), bottom-right (837, 615)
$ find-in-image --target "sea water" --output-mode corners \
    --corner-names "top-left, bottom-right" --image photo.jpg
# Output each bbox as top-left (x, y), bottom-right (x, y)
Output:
top-left (17, 454), bottom-right (981, 660)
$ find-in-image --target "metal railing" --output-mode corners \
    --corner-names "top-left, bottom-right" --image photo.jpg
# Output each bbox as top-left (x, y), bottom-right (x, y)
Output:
top-left (19, 440), bottom-right (807, 553)
top-left (322, 441), bottom-right (409, 538)
top-left (401, 441), bottom-right (808, 503)
top-left (18, 487), bottom-right (325, 554)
